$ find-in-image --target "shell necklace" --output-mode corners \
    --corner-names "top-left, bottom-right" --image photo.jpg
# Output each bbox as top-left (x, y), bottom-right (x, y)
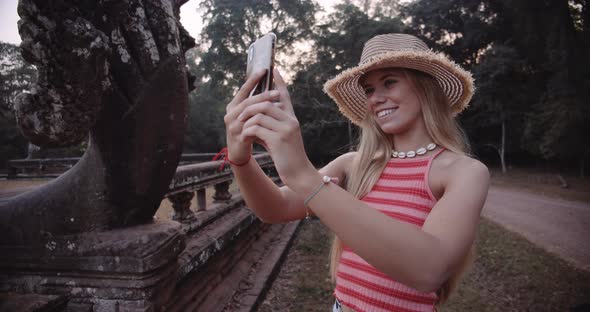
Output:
top-left (392, 143), bottom-right (437, 159)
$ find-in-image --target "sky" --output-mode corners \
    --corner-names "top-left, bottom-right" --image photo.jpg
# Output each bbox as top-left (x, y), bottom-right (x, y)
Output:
top-left (0, 0), bottom-right (345, 45)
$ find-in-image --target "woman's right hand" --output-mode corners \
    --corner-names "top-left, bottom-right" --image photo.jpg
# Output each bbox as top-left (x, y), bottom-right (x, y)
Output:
top-left (224, 69), bottom-right (280, 164)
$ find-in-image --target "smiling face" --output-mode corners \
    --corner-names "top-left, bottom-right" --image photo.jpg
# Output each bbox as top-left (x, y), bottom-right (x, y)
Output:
top-left (360, 68), bottom-right (424, 135)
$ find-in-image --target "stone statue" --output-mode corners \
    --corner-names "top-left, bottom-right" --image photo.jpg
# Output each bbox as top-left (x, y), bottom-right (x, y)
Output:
top-left (0, 0), bottom-right (195, 246)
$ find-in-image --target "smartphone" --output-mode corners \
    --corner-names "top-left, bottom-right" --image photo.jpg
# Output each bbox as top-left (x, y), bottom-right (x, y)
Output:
top-left (246, 33), bottom-right (276, 97)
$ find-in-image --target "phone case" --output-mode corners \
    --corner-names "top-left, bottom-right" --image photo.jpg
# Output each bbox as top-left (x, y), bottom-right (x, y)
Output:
top-left (246, 33), bottom-right (276, 97)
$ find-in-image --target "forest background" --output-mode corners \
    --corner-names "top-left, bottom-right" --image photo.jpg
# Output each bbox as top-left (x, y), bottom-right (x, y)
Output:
top-left (1, 0), bottom-right (588, 176)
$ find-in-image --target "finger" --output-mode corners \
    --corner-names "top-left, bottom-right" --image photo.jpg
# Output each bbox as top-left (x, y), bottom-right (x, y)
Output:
top-left (226, 89), bottom-right (280, 121)
top-left (242, 112), bottom-right (286, 133)
top-left (238, 101), bottom-right (287, 123)
top-left (235, 90), bottom-right (280, 112)
top-left (229, 69), bottom-right (267, 109)
top-left (273, 68), bottom-right (295, 115)
top-left (241, 124), bottom-right (276, 147)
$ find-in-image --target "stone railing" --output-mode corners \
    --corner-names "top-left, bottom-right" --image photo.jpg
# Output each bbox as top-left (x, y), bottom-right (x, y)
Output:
top-left (167, 153), bottom-right (275, 216)
top-left (4, 153), bottom-right (267, 179)
top-left (5, 157), bottom-right (78, 178)
top-left (0, 152), bottom-right (301, 311)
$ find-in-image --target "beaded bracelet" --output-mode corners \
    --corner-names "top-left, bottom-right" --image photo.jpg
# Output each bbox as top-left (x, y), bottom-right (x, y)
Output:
top-left (303, 176), bottom-right (333, 219)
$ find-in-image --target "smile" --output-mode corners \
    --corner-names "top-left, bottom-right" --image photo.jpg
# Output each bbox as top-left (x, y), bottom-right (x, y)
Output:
top-left (376, 108), bottom-right (397, 118)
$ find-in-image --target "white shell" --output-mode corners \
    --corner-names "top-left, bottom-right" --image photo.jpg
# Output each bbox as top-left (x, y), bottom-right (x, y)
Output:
top-left (426, 143), bottom-right (437, 150)
top-left (392, 151), bottom-right (398, 158)
top-left (406, 150), bottom-right (416, 158)
top-left (416, 147), bottom-right (427, 155)
top-left (398, 152), bottom-right (406, 159)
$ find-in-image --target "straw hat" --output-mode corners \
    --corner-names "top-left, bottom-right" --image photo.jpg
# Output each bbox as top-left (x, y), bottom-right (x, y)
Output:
top-left (323, 33), bottom-right (474, 125)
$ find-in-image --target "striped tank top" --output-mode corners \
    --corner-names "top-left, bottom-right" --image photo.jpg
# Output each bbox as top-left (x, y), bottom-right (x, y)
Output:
top-left (334, 148), bottom-right (445, 312)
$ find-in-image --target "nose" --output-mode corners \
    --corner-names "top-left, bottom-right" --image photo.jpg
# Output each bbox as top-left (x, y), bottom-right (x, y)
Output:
top-left (367, 91), bottom-right (386, 111)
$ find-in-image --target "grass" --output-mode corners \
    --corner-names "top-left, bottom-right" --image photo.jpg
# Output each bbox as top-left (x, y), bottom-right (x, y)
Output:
top-left (257, 218), bottom-right (334, 312)
top-left (256, 218), bottom-right (590, 312)
top-left (443, 218), bottom-right (590, 311)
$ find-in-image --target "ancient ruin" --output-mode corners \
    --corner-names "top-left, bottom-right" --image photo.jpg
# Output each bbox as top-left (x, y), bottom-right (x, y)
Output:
top-left (0, 1), bottom-right (296, 311)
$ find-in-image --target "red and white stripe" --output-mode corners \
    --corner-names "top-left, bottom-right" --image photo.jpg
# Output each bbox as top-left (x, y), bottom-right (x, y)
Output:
top-left (334, 149), bottom-right (444, 311)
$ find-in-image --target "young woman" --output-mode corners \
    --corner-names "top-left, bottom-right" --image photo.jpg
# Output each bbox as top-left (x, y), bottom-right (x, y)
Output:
top-left (223, 33), bottom-right (489, 312)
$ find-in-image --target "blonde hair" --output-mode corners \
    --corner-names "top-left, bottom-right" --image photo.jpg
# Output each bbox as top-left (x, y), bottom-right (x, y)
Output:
top-left (329, 68), bottom-right (473, 305)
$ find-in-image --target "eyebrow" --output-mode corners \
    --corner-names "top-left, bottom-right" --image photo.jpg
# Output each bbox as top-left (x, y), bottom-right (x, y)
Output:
top-left (361, 73), bottom-right (400, 89)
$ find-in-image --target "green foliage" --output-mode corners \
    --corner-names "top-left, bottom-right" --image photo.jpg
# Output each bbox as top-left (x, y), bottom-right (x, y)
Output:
top-left (291, 3), bottom-right (405, 164)
top-left (1, 0), bottom-right (587, 172)
top-left (403, 0), bottom-right (502, 67)
top-left (405, 0), bottom-right (590, 170)
top-left (184, 0), bottom-right (318, 153)
top-left (460, 44), bottom-right (532, 158)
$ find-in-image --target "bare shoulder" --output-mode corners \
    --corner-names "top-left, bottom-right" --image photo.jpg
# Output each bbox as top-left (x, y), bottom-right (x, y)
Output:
top-left (340, 151), bottom-right (358, 166)
top-left (433, 151), bottom-right (490, 185)
top-left (430, 150), bottom-right (489, 197)
top-left (450, 154), bottom-right (489, 182)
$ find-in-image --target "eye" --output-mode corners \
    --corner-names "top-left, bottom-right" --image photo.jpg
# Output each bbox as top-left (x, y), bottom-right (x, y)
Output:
top-left (363, 87), bottom-right (374, 95)
top-left (384, 79), bottom-right (397, 87)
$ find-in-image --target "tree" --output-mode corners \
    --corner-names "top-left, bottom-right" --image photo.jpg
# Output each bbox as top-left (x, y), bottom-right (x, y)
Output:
top-left (402, 0), bottom-right (590, 174)
top-left (184, 0), bottom-right (318, 153)
top-left (290, 2), bottom-right (405, 164)
top-left (518, 0), bottom-right (590, 174)
top-left (403, 0), bottom-right (502, 68)
top-left (462, 44), bottom-right (531, 173)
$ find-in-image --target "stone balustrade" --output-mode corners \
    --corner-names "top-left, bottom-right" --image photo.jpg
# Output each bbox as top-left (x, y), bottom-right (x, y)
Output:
top-left (4, 153), bottom-right (268, 179)
top-left (165, 153), bottom-right (276, 221)
top-left (0, 152), bottom-right (299, 311)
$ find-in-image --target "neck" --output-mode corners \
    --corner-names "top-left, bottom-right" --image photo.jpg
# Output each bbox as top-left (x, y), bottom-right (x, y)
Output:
top-left (391, 121), bottom-right (433, 152)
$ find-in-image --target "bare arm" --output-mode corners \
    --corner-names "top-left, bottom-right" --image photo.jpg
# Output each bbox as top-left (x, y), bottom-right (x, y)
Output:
top-left (231, 151), bottom-right (355, 223)
top-left (225, 68), bottom-right (354, 223)
top-left (289, 156), bottom-right (490, 292)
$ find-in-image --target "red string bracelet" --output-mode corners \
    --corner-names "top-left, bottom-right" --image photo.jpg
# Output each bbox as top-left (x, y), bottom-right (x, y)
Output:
top-left (212, 147), bottom-right (251, 171)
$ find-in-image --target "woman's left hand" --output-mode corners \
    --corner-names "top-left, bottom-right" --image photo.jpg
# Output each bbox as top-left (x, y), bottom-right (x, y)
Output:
top-left (238, 68), bottom-right (316, 187)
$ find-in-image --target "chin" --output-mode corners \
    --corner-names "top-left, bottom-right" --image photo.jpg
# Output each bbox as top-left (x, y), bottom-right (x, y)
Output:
top-left (377, 120), bottom-right (411, 134)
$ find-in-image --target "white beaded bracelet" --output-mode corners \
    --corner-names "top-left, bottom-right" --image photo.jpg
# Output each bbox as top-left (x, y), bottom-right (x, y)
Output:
top-left (303, 176), bottom-right (332, 220)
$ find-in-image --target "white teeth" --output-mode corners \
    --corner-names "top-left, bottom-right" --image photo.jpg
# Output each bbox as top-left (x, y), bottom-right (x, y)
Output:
top-left (377, 108), bottom-right (396, 118)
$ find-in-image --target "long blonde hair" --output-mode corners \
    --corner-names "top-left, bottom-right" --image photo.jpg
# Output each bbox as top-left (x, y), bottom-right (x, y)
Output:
top-left (329, 68), bottom-right (473, 305)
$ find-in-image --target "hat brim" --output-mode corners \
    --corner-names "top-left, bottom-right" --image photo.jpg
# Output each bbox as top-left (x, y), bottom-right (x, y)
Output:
top-left (323, 50), bottom-right (475, 126)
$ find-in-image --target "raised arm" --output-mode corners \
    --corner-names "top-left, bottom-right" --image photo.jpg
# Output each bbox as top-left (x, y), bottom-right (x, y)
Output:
top-left (230, 151), bottom-right (355, 223)
top-left (224, 67), bottom-right (354, 223)
top-left (288, 156), bottom-right (489, 292)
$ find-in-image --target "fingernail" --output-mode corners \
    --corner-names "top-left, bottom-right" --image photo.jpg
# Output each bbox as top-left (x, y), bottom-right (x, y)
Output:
top-left (270, 90), bottom-right (280, 98)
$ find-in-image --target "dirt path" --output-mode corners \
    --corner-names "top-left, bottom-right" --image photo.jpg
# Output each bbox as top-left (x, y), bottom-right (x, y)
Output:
top-left (483, 186), bottom-right (590, 271)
